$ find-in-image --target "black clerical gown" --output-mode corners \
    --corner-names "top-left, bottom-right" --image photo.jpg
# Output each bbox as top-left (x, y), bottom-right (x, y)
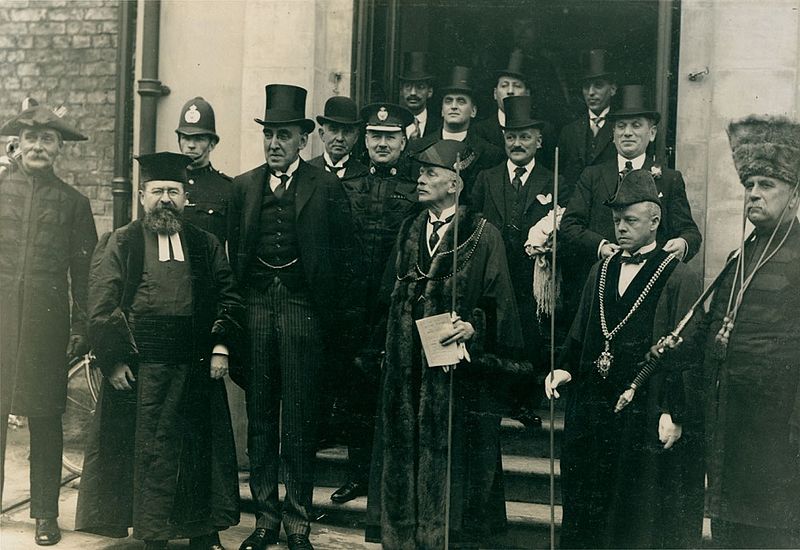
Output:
top-left (558, 250), bottom-right (705, 549)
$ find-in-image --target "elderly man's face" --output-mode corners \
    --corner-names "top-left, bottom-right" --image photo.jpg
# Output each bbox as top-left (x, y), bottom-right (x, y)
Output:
top-left (263, 124), bottom-right (307, 172)
top-left (613, 117), bottom-right (656, 159)
top-left (442, 94), bottom-right (477, 128)
top-left (400, 80), bottom-right (433, 114)
top-left (365, 129), bottom-right (406, 166)
top-left (19, 128), bottom-right (62, 172)
top-left (319, 122), bottom-right (359, 163)
top-left (504, 127), bottom-right (541, 166)
top-left (582, 78), bottom-right (616, 114)
top-left (417, 165), bottom-right (457, 205)
top-left (744, 175), bottom-right (799, 229)
top-left (494, 76), bottom-right (530, 112)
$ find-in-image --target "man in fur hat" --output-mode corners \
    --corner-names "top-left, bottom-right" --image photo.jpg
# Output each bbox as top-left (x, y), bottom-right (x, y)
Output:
top-left (0, 102), bottom-right (97, 546)
top-left (546, 169), bottom-right (705, 548)
top-left (365, 139), bottom-right (526, 548)
top-left (701, 115), bottom-right (800, 549)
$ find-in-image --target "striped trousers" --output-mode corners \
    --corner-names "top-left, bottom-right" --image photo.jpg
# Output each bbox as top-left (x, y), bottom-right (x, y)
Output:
top-left (245, 278), bottom-right (323, 536)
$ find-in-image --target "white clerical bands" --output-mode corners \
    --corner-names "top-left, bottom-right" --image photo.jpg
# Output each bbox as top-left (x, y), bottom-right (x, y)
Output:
top-left (157, 233), bottom-right (185, 262)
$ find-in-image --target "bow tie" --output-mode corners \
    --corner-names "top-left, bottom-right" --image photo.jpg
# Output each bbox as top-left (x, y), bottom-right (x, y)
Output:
top-left (590, 116), bottom-right (605, 125)
top-left (325, 162), bottom-right (345, 173)
top-left (620, 249), bottom-right (657, 265)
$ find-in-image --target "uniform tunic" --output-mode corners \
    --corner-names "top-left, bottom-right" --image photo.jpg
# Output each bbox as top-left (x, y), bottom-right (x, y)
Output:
top-left (183, 163), bottom-right (232, 245)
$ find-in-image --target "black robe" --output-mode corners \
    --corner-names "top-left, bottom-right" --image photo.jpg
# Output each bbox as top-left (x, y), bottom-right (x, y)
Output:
top-left (76, 221), bottom-right (244, 541)
top-left (558, 250), bottom-right (705, 549)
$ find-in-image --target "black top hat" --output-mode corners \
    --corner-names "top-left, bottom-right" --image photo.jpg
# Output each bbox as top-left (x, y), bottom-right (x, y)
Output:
top-left (496, 50), bottom-right (529, 84)
top-left (439, 66), bottom-right (474, 96)
top-left (0, 105), bottom-right (87, 141)
top-left (581, 49), bottom-right (615, 82)
top-left (136, 152), bottom-right (193, 184)
top-left (413, 139), bottom-right (476, 173)
top-left (501, 96), bottom-right (545, 130)
top-left (254, 84), bottom-right (315, 133)
top-left (607, 85), bottom-right (661, 124)
top-left (175, 97), bottom-right (219, 141)
top-left (605, 169), bottom-right (661, 208)
top-left (399, 51), bottom-right (434, 82)
top-left (316, 96), bottom-right (361, 126)
top-left (361, 102), bottom-right (414, 132)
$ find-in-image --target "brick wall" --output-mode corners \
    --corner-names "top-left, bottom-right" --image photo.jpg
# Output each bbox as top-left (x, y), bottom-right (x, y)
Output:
top-left (0, 0), bottom-right (120, 234)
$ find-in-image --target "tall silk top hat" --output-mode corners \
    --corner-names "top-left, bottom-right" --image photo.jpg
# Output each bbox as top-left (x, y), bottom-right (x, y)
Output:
top-left (0, 104), bottom-right (87, 141)
top-left (496, 49), bottom-right (529, 83)
top-left (413, 139), bottom-right (476, 173)
top-left (727, 114), bottom-right (800, 187)
top-left (605, 168), bottom-right (661, 208)
top-left (399, 51), bottom-right (434, 82)
top-left (501, 96), bottom-right (545, 130)
top-left (439, 66), bottom-right (474, 96)
top-left (607, 85), bottom-right (660, 124)
top-left (175, 97), bottom-right (219, 140)
top-left (316, 96), bottom-right (361, 126)
top-left (361, 102), bottom-right (414, 132)
top-left (581, 49), bottom-right (615, 82)
top-left (254, 84), bottom-right (315, 134)
top-left (136, 152), bottom-right (193, 184)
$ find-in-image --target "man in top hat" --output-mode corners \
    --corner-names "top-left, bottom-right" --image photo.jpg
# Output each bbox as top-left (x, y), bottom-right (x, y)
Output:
top-left (325, 102), bottom-right (420, 505)
top-left (175, 96), bottom-right (233, 245)
top-left (409, 66), bottom-right (504, 199)
top-left (398, 51), bottom-right (441, 140)
top-left (546, 169), bottom-right (705, 548)
top-left (560, 85), bottom-right (701, 330)
top-left (472, 95), bottom-right (563, 426)
top-left (0, 103), bottom-right (97, 546)
top-left (228, 84), bottom-right (356, 550)
top-left (365, 139), bottom-right (527, 548)
top-left (308, 96), bottom-right (367, 180)
top-left (76, 152), bottom-right (242, 550)
top-left (557, 49), bottom-right (619, 200)
top-left (700, 115), bottom-right (800, 549)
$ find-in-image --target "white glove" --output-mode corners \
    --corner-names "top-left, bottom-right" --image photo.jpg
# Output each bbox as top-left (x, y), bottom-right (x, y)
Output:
top-left (544, 369), bottom-right (572, 399)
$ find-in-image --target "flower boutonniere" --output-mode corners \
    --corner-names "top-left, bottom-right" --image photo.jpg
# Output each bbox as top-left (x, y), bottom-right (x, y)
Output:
top-left (650, 165), bottom-right (663, 179)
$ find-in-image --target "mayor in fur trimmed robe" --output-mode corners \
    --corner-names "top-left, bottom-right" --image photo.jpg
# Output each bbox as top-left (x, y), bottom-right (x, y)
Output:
top-left (365, 205), bottom-right (527, 549)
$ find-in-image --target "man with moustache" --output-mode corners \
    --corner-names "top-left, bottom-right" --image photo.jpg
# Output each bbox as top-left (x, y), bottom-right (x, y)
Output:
top-left (326, 102), bottom-right (419, 505)
top-left (398, 51), bottom-right (440, 140)
top-left (76, 152), bottom-right (242, 550)
top-left (308, 96), bottom-right (367, 180)
top-left (176, 97), bottom-right (233, 245)
top-left (228, 84), bottom-right (355, 550)
top-left (547, 170), bottom-right (705, 548)
top-left (409, 66), bottom-right (504, 198)
top-left (0, 103), bottom-right (97, 547)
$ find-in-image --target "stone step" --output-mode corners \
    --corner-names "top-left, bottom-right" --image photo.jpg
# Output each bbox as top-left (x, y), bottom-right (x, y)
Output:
top-left (500, 414), bottom-right (564, 459)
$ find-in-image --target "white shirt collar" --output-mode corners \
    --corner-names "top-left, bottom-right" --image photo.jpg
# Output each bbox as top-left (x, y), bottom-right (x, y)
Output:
top-left (442, 129), bottom-right (468, 142)
top-left (416, 108), bottom-right (428, 125)
top-left (617, 153), bottom-right (647, 172)
top-left (621, 240), bottom-right (658, 258)
top-left (323, 151), bottom-right (349, 169)
top-left (428, 204), bottom-right (457, 223)
top-left (589, 106), bottom-right (610, 123)
top-left (157, 232), bottom-right (185, 262)
top-left (506, 158), bottom-right (536, 186)
top-left (273, 157), bottom-right (300, 178)
top-left (497, 109), bottom-right (506, 127)
top-left (618, 240), bottom-right (657, 295)
top-left (270, 157), bottom-right (301, 191)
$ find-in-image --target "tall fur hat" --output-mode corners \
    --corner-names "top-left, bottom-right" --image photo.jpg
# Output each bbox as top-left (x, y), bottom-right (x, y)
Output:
top-left (727, 115), bottom-right (800, 186)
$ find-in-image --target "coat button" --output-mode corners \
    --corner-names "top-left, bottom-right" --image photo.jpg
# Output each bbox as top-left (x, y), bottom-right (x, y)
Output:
top-left (208, 209), bottom-right (214, 214)
top-left (189, 179), bottom-right (194, 184)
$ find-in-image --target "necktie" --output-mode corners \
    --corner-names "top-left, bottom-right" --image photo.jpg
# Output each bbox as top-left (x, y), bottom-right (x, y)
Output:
top-left (620, 248), bottom-right (656, 264)
top-left (512, 166), bottom-right (527, 193)
top-left (590, 116), bottom-right (605, 137)
top-left (619, 160), bottom-right (633, 182)
top-left (273, 173), bottom-right (290, 199)
top-left (428, 214), bottom-right (454, 252)
top-left (411, 117), bottom-right (421, 139)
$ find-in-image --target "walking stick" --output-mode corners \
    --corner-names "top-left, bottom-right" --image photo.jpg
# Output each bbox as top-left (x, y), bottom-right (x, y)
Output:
top-left (443, 153), bottom-right (461, 550)
top-left (549, 148), bottom-right (559, 550)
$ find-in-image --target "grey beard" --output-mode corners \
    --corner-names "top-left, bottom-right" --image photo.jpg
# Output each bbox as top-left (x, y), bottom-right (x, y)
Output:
top-left (143, 207), bottom-right (183, 235)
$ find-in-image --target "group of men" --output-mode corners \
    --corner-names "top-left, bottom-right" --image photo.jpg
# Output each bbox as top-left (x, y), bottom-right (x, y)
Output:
top-left (0, 45), bottom-right (797, 550)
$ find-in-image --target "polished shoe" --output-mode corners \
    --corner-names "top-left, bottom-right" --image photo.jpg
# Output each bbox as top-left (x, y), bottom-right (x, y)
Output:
top-left (287, 533), bottom-right (314, 550)
top-left (238, 527), bottom-right (279, 550)
top-left (515, 410), bottom-right (543, 429)
top-left (330, 480), bottom-right (368, 504)
top-left (34, 518), bottom-right (61, 546)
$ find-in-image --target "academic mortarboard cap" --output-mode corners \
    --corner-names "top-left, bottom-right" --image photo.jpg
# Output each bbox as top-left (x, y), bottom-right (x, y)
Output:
top-left (361, 102), bottom-right (414, 132)
top-left (727, 114), bottom-right (800, 187)
top-left (136, 152), bottom-right (193, 184)
top-left (605, 169), bottom-right (661, 208)
top-left (412, 139), bottom-right (476, 173)
top-left (175, 97), bottom-right (219, 140)
top-left (581, 49), bottom-right (615, 82)
top-left (316, 96), bottom-right (361, 126)
top-left (439, 66), bottom-right (474, 97)
top-left (254, 84), bottom-right (315, 133)
top-left (399, 51), bottom-right (434, 82)
top-left (0, 104), bottom-right (87, 141)
top-left (607, 85), bottom-right (660, 124)
top-left (502, 96), bottom-right (545, 130)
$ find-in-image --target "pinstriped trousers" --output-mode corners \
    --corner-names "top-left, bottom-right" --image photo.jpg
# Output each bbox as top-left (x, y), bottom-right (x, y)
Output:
top-left (245, 278), bottom-right (323, 536)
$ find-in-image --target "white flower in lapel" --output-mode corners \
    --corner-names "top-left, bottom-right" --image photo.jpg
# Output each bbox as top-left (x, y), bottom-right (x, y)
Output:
top-left (650, 165), bottom-right (662, 179)
top-left (658, 191), bottom-right (664, 198)
top-left (536, 193), bottom-right (553, 205)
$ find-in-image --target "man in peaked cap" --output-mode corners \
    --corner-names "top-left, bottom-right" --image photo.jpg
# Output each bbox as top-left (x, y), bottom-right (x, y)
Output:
top-left (0, 102), bottom-right (97, 546)
top-left (76, 152), bottom-right (242, 550)
top-left (175, 96), bottom-right (233, 245)
top-left (409, 66), bottom-right (504, 199)
top-left (228, 84), bottom-right (356, 550)
top-left (398, 51), bottom-right (441, 140)
top-left (365, 139), bottom-right (526, 548)
top-left (472, 95), bottom-right (564, 428)
top-left (547, 169), bottom-right (705, 548)
top-left (308, 96), bottom-right (367, 180)
top-left (700, 115), bottom-right (800, 549)
top-left (323, 102), bottom-right (419, 505)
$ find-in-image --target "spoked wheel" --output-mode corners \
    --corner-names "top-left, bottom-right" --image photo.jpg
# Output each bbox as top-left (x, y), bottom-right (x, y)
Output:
top-left (62, 354), bottom-right (102, 475)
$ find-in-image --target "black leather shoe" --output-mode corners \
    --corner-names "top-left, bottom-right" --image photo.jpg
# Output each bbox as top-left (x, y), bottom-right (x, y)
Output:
top-left (287, 533), bottom-right (314, 550)
top-left (239, 527), bottom-right (278, 550)
top-left (34, 518), bottom-right (61, 546)
top-left (330, 480), bottom-right (368, 503)
top-left (515, 410), bottom-right (543, 429)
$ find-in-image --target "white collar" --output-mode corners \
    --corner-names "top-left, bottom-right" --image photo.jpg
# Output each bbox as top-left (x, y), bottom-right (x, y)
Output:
top-left (617, 153), bottom-right (647, 171)
top-left (497, 109), bottom-right (506, 126)
top-left (621, 240), bottom-right (658, 258)
top-left (157, 232), bottom-right (185, 262)
top-left (323, 151), bottom-right (349, 169)
top-left (428, 203), bottom-right (457, 223)
top-left (442, 129), bottom-right (468, 142)
top-left (273, 157), bottom-right (300, 178)
top-left (506, 158), bottom-right (536, 184)
top-left (415, 108), bottom-right (428, 124)
top-left (589, 106), bottom-right (610, 121)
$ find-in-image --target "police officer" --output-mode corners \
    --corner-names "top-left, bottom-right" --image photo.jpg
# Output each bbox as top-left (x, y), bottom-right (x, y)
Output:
top-left (176, 97), bottom-right (232, 245)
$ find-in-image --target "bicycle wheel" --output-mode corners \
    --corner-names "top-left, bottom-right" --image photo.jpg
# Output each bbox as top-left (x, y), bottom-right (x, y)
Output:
top-left (62, 355), bottom-right (98, 475)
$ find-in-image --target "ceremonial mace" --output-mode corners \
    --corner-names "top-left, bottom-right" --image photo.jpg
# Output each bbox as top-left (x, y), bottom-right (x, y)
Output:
top-left (548, 148), bottom-right (559, 550)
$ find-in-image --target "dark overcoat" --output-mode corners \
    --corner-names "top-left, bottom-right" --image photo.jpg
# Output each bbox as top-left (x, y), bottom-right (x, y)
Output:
top-left (75, 221), bottom-right (243, 540)
top-left (556, 114), bottom-right (616, 201)
top-left (0, 166), bottom-right (97, 416)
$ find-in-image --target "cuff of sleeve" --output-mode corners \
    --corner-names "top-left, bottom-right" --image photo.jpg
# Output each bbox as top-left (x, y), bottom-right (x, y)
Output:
top-left (212, 344), bottom-right (229, 356)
